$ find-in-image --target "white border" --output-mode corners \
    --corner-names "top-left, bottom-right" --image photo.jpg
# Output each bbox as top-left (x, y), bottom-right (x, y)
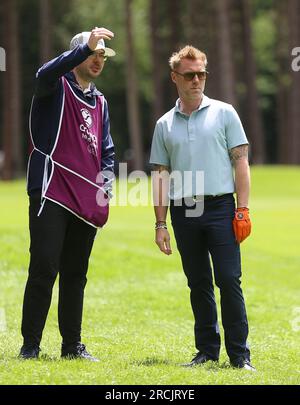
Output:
top-left (65, 78), bottom-right (97, 109)
top-left (44, 196), bottom-right (102, 229)
top-left (26, 97), bottom-right (35, 188)
top-left (50, 79), bottom-right (66, 158)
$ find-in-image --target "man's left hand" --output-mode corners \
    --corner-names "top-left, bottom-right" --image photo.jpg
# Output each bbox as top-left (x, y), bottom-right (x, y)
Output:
top-left (232, 207), bottom-right (252, 243)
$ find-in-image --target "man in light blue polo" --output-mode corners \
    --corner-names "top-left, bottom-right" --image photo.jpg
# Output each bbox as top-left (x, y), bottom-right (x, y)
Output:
top-left (150, 45), bottom-right (254, 370)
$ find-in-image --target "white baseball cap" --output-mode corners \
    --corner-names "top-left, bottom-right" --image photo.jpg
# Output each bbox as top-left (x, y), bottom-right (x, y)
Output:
top-left (70, 31), bottom-right (116, 57)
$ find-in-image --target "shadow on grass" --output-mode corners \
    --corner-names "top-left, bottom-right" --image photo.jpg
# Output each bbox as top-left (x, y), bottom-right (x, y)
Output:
top-left (0, 354), bottom-right (59, 362)
top-left (181, 361), bottom-right (228, 372)
top-left (214, 361), bottom-right (231, 370)
top-left (39, 354), bottom-right (59, 362)
top-left (132, 357), bottom-right (231, 370)
top-left (133, 357), bottom-right (174, 367)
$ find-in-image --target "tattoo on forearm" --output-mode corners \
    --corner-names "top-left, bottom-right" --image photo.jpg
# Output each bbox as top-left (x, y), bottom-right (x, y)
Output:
top-left (229, 145), bottom-right (248, 164)
top-left (153, 164), bottom-right (170, 173)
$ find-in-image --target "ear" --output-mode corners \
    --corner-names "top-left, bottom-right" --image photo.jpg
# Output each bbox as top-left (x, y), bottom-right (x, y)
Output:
top-left (171, 71), bottom-right (177, 84)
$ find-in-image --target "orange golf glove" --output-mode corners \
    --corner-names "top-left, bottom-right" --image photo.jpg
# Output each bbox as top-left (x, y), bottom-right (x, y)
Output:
top-left (232, 207), bottom-right (251, 244)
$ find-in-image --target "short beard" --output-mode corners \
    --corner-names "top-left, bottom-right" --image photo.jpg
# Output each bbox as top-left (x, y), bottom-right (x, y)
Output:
top-left (75, 66), bottom-right (98, 83)
top-left (80, 71), bottom-right (93, 83)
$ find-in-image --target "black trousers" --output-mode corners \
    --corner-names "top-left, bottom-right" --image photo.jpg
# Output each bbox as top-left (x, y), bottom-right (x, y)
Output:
top-left (170, 194), bottom-right (250, 364)
top-left (21, 195), bottom-right (97, 347)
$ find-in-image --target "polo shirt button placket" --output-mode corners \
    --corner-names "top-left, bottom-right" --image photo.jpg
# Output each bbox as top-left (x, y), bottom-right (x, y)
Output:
top-left (188, 114), bottom-right (196, 141)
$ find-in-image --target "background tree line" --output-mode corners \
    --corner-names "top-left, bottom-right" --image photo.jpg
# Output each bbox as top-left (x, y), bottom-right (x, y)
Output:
top-left (0, 0), bottom-right (299, 179)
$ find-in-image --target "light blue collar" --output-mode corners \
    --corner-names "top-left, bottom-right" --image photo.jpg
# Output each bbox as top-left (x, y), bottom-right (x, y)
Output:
top-left (175, 94), bottom-right (211, 115)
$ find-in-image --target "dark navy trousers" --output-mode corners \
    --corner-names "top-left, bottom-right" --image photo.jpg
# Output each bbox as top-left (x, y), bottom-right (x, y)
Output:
top-left (170, 193), bottom-right (250, 364)
top-left (21, 194), bottom-right (97, 347)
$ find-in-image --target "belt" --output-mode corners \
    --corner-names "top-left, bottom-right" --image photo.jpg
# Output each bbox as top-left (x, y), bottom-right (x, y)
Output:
top-left (171, 193), bottom-right (232, 206)
top-left (192, 193), bottom-right (232, 202)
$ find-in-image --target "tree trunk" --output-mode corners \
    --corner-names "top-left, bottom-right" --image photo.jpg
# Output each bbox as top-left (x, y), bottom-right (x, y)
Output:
top-left (186, 0), bottom-right (213, 51)
top-left (276, 0), bottom-right (289, 163)
top-left (240, 0), bottom-right (265, 163)
top-left (186, 0), bottom-right (219, 99)
top-left (215, 0), bottom-right (237, 106)
top-left (167, 0), bottom-right (181, 50)
top-left (125, 0), bottom-right (144, 171)
top-left (186, 0), bottom-right (204, 46)
top-left (2, 0), bottom-right (22, 179)
top-left (287, 0), bottom-right (300, 163)
top-left (39, 0), bottom-right (53, 64)
top-left (166, 0), bottom-right (182, 105)
top-left (149, 0), bottom-right (165, 122)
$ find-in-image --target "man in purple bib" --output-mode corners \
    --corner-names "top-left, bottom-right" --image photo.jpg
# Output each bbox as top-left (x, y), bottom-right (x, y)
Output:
top-left (20, 28), bottom-right (115, 361)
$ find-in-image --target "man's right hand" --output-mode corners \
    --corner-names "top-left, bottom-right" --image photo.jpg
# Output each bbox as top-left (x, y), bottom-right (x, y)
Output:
top-left (155, 229), bottom-right (172, 255)
top-left (88, 27), bottom-right (114, 51)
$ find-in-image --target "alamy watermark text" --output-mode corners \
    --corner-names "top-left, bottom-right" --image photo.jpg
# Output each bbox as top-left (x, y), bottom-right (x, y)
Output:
top-left (0, 47), bottom-right (6, 71)
top-left (291, 47), bottom-right (300, 72)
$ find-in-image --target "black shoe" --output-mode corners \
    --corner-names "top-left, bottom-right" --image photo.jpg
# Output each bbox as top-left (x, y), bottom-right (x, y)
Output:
top-left (231, 359), bottom-right (256, 371)
top-left (61, 342), bottom-right (99, 362)
top-left (182, 352), bottom-right (218, 367)
top-left (19, 344), bottom-right (40, 359)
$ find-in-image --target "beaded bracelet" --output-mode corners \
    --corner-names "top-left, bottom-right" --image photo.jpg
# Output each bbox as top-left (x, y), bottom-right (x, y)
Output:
top-left (155, 221), bottom-right (167, 230)
top-left (155, 223), bottom-right (168, 230)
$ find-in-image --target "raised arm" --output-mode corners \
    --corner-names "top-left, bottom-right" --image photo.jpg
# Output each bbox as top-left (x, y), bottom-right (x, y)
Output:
top-left (35, 45), bottom-right (93, 97)
top-left (35, 27), bottom-right (114, 97)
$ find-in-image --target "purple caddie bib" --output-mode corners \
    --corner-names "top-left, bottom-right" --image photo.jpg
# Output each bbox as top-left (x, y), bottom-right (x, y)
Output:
top-left (43, 77), bottom-right (109, 228)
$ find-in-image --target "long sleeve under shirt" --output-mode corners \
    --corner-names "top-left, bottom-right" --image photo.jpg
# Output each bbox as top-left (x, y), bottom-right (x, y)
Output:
top-left (27, 44), bottom-right (115, 196)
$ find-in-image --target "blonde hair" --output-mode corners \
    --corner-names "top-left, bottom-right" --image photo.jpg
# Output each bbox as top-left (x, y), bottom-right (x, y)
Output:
top-left (169, 45), bottom-right (207, 70)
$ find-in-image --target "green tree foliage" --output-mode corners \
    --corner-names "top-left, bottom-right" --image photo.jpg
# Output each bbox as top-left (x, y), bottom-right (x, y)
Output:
top-left (59, 0), bottom-right (152, 160)
top-left (1, 0), bottom-right (299, 176)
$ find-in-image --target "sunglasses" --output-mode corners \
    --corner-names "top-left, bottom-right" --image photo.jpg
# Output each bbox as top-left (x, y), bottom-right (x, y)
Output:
top-left (173, 70), bottom-right (208, 81)
top-left (92, 51), bottom-right (107, 61)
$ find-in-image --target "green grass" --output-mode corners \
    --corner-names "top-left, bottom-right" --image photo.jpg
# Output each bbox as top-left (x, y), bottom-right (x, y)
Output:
top-left (0, 166), bottom-right (300, 385)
